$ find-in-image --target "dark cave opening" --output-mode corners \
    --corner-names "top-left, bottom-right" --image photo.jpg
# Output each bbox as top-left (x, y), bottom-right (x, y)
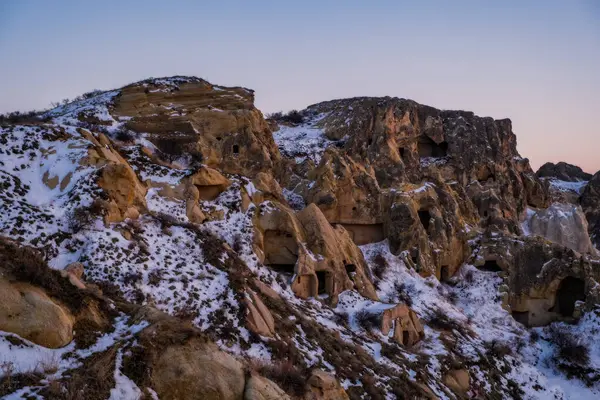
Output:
top-left (316, 270), bottom-right (329, 295)
top-left (440, 265), bottom-right (450, 282)
top-left (418, 136), bottom-right (448, 158)
top-left (478, 260), bottom-right (502, 272)
top-left (554, 277), bottom-right (586, 317)
top-left (418, 209), bottom-right (431, 231)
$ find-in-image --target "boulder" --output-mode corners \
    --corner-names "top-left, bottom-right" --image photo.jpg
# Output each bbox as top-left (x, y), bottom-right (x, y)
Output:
top-left (189, 166), bottom-right (231, 200)
top-left (304, 370), bottom-right (349, 400)
top-left (0, 279), bottom-right (74, 348)
top-left (443, 369), bottom-right (470, 395)
top-left (150, 339), bottom-right (245, 400)
top-left (380, 304), bottom-right (425, 347)
top-left (244, 374), bottom-right (291, 400)
top-left (245, 290), bottom-right (275, 337)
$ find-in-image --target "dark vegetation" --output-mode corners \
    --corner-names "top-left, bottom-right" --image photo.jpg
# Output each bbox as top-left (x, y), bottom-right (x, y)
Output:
top-left (0, 363), bottom-right (44, 397)
top-left (41, 347), bottom-right (117, 400)
top-left (267, 110), bottom-right (305, 124)
top-left (546, 324), bottom-right (590, 367)
top-left (355, 309), bottom-right (381, 331)
top-left (0, 110), bottom-right (50, 125)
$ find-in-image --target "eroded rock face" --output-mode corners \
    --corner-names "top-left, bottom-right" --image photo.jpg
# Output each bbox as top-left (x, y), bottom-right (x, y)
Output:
top-left (111, 77), bottom-right (281, 176)
top-left (379, 304), bottom-right (425, 347)
top-left (80, 129), bottom-right (147, 223)
top-left (524, 203), bottom-right (596, 255)
top-left (275, 97), bottom-right (549, 279)
top-left (253, 202), bottom-right (377, 302)
top-left (476, 235), bottom-right (597, 327)
top-left (581, 171), bottom-right (600, 250)
top-left (537, 162), bottom-right (592, 182)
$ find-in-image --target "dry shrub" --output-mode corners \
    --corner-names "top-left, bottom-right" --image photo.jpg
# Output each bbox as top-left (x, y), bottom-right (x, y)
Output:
top-left (546, 324), bottom-right (590, 367)
top-left (40, 347), bottom-right (117, 400)
top-left (0, 362), bottom-right (44, 397)
top-left (355, 309), bottom-right (381, 332)
top-left (394, 281), bottom-right (413, 306)
top-left (372, 253), bottom-right (387, 280)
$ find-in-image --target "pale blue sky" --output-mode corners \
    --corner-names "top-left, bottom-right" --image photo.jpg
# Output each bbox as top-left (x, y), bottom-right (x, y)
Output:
top-left (1, 1), bottom-right (599, 172)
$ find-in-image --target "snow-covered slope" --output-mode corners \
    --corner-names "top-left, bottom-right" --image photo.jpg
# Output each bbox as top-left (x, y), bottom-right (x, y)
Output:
top-left (2, 79), bottom-right (600, 399)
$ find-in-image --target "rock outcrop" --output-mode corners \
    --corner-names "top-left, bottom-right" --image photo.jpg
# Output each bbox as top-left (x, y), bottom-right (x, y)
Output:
top-left (523, 203), bottom-right (596, 255)
top-left (253, 202), bottom-right (377, 302)
top-left (476, 235), bottom-right (598, 326)
top-left (111, 77), bottom-right (281, 175)
top-left (581, 171), bottom-right (600, 250)
top-left (0, 279), bottom-right (74, 348)
top-left (536, 161), bottom-right (592, 182)
top-left (275, 97), bottom-right (549, 279)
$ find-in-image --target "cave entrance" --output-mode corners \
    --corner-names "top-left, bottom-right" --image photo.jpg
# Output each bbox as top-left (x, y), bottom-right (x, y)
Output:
top-left (512, 311), bottom-right (530, 326)
top-left (341, 223), bottom-right (384, 245)
top-left (479, 260), bottom-right (502, 272)
top-left (440, 265), bottom-right (450, 282)
top-left (418, 209), bottom-right (431, 231)
top-left (398, 147), bottom-right (406, 159)
top-left (554, 277), bottom-right (586, 317)
top-left (418, 136), bottom-right (448, 158)
top-left (232, 144), bottom-right (240, 155)
top-left (263, 230), bottom-right (298, 273)
top-left (345, 263), bottom-right (356, 282)
top-left (316, 271), bottom-right (329, 296)
top-left (402, 330), bottom-right (410, 346)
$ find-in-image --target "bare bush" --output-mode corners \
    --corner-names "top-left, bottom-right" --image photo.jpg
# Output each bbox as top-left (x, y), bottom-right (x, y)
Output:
top-left (546, 324), bottom-right (590, 367)
top-left (355, 309), bottom-right (381, 332)
top-left (372, 252), bottom-right (387, 280)
top-left (394, 282), bottom-right (413, 306)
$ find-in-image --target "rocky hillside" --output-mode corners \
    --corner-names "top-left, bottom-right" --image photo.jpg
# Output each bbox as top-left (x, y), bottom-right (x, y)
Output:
top-left (1, 76), bottom-right (600, 399)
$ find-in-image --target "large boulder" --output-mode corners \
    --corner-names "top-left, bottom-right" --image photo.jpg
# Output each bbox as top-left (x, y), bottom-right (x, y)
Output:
top-left (139, 321), bottom-right (246, 400)
top-left (0, 279), bottom-right (74, 348)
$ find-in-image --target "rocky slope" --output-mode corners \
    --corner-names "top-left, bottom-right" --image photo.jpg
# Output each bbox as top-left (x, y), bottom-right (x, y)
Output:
top-left (1, 76), bottom-right (600, 399)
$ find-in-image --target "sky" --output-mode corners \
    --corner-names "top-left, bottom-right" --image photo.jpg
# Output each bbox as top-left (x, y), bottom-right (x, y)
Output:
top-left (0, 0), bottom-right (599, 172)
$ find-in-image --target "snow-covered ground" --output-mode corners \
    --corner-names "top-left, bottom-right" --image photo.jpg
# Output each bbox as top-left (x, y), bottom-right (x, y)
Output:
top-left (272, 113), bottom-right (340, 164)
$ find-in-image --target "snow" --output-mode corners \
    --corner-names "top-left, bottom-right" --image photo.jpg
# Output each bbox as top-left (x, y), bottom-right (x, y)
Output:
top-left (547, 178), bottom-right (588, 194)
top-left (272, 113), bottom-right (338, 164)
top-left (108, 349), bottom-right (142, 400)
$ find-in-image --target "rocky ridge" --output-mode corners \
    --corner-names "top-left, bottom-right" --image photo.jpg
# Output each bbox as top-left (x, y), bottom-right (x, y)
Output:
top-left (0, 76), bottom-right (600, 399)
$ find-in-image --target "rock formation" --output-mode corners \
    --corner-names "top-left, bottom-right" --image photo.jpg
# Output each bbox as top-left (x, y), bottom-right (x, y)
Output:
top-left (537, 161), bottom-right (592, 182)
top-left (581, 171), bottom-right (600, 249)
top-left (1, 76), bottom-right (600, 399)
